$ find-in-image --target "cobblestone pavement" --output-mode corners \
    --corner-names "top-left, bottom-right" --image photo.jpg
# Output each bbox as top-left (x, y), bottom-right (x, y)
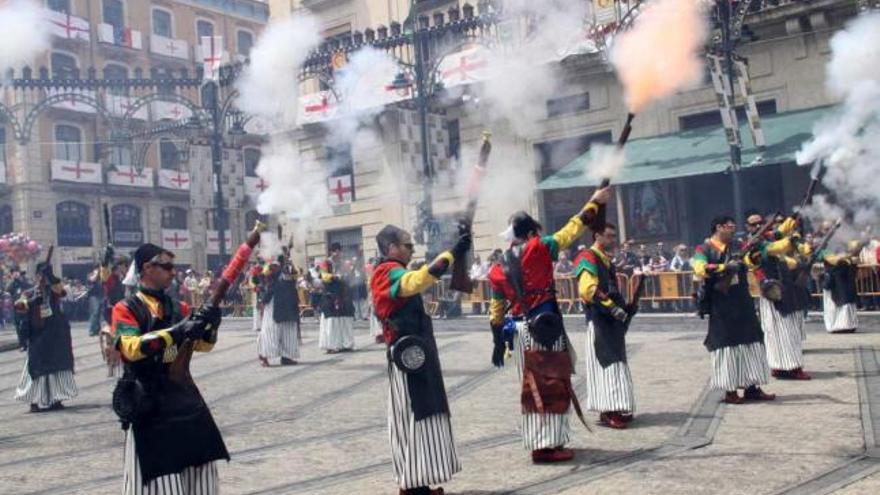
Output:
top-left (1, 314), bottom-right (879, 495)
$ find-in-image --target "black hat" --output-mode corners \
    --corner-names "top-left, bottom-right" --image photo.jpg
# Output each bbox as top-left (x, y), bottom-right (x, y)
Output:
top-left (133, 243), bottom-right (172, 273)
top-left (510, 211), bottom-right (542, 240)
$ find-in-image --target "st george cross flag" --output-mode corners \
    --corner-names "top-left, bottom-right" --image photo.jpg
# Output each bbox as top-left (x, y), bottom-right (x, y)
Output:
top-left (298, 91), bottom-right (338, 124)
top-left (161, 229), bottom-right (191, 250)
top-left (158, 169), bottom-right (191, 191)
top-left (107, 165), bottom-right (153, 188)
top-left (51, 159), bottom-right (102, 184)
top-left (206, 230), bottom-right (233, 254)
top-left (327, 174), bottom-right (354, 205)
top-left (151, 100), bottom-right (193, 121)
top-left (436, 45), bottom-right (491, 88)
top-left (244, 176), bottom-right (269, 199)
top-left (200, 36), bottom-right (226, 81)
top-left (47, 10), bottom-right (90, 42)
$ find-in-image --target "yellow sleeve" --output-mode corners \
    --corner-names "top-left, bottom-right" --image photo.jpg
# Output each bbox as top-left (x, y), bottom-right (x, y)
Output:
top-left (777, 217), bottom-right (797, 236)
top-left (319, 266), bottom-right (335, 284)
top-left (798, 241), bottom-right (812, 258)
top-left (99, 266), bottom-right (111, 282)
top-left (764, 237), bottom-right (792, 257)
top-left (577, 271), bottom-right (614, 307)
top-left (194, 340), bottom-right (215, 353)
top-left (782, 255), bottom-right (799, 270)
top-left (398, 252), bottom-right (454, 298)
top-left (117, 330), bottom-right (174, 362)
top-left (552, 214), bottom-right (588, 250)
top-left (488, 298), bottom-right (506, 327)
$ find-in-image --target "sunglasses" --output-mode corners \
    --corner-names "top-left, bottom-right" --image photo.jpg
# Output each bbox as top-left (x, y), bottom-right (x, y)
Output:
top-left (149, 262), bottom-right (175, 271)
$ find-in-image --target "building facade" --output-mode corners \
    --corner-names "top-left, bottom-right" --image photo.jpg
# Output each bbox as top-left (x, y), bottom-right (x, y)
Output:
top-left (269, 0), bottom-right (861, 265)
top-left (0, 0), bottom-right (267, 278)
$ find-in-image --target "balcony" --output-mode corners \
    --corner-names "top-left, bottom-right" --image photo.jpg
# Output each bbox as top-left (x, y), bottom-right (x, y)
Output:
top-left (97, 23), bottom-right (143, 50)
top-left (107, 166), bottom-right (153, 188)
top-left (50, 159), bottom-right (102, 185)
top-left (192, 0), bottom-right (269, 23)
top-left (158, 169), bottom-right (192, 191)
top-left (47, 89), bottom-right (97, 114)
top-left (150, 35), bottom-right (190, 61)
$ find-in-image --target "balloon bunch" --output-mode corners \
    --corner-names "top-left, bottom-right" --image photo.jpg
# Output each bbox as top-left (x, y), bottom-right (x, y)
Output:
top-left (0, 233), bottom-right (43, 265)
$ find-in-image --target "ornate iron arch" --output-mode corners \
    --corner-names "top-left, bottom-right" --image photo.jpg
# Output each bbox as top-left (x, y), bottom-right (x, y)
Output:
top-left (19, 91), bottom-right (114, 144)
top-left (120, 92), bottom-right (208, 124)
top-left (0, 102), bottom-right (23, 143)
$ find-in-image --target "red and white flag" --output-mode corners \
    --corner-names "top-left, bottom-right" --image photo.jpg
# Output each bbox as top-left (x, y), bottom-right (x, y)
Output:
top-left (436, 45), bottom-right (491, 88)
top-left (298, 91), bottom-right (338, 124)
top-left (150, 34), bottom-right (189, 60)
top-left (51, 159), bottom-right (102, 184)
top-left (244, 176), bottom-right (269, 199)
top-left (97, 23), bottom-right (142, 49)
top-left (161, 229), bottom-right (191, 250)
top-left (107, 165), bottom-right (153, 188)
top-left (104, 94), bottom-right (148, 119)
top-left (200, 36), bottom-right (226, 81)
top-left (151, 100), bottom-right (192, 121)
top-left (206, 230), bottom-right (233, 254)
top-left (158, 169), bottom-right (191, 191)
top-left (327, 174), bottom-right (354, 205)
top-left (47, 10), bottom-right (90, 42)
top-left (47, 89), bottom-right (97, 114)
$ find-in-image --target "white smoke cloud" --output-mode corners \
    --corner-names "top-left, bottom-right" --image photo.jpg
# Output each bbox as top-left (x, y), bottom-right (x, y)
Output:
top-left (258, 231), bottom-right (283, 263)
top-left (0, 0), bottom-right (51, 73)
top-left (796, 13), bottom-right (880, 234)
top-left (236, 14), bottom-right (320, 129)
top-left (585, 144), bottom-right (627, 184)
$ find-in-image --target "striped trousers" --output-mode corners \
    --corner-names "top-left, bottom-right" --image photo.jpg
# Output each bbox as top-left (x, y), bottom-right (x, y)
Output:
top-left (709, 341), bottom-right (770, 391)
top-left (257, 302), bottom-right (300, 360)
top-left (122, 429), bottom-right (218, 495)
top-left (251, 293), bottom-right (261, 332)
top-left (514, 322), bottom-right (571, 451)
top-left (823, 291), bottom-right (858, 332)
top-left (583, 323), bottom-right (635, 413)
top-left (759, 297), bottom-right (804, 371)
top-left (13, 358), bottom-right (77, 408)
top-left (370, 312), bottom-right (383, 337)
top-left (318, 315), bottom-right (355, 351)
top-left (387, 363), bottom-right (461, 489)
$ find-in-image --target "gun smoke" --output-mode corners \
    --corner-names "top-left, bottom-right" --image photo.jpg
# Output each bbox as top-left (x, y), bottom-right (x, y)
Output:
top-left (0, 0), bottom-right (51, 74)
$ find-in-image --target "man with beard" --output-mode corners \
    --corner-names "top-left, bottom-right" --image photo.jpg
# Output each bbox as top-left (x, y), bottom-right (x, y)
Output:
top-left (257, 258), bottom-right (301, 366)
top-left (487, 186), bottom-right (610, 462)
top-left (576, 221), bottom-right (637, 428)
top-left (319, 243), bottom-right (356, 353)
top-left (13, 260), bottom-right (78, 412)
top-left (111, 243), bottom-right (226, 494)
top-left (821, 240), bottom-right (861, 333)
top-left (693, 216), bottom-right (775, 404)
top-left (371, 224), bottom-right (470, 495)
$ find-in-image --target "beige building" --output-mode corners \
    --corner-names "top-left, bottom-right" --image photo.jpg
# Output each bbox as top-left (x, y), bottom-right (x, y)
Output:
top-left (270, 0), bottom-right (860, 265)
top-left (0, 0), bottom-right (267, 278)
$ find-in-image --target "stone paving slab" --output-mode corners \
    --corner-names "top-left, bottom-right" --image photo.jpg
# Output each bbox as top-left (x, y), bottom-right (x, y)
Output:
top-left (1, 316), bottom-right (879, 494)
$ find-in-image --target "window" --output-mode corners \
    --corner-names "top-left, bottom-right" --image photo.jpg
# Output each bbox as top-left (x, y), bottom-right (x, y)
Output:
top-left (159, 138), bottom-right (180, 170)
top-left (104, 64), bottom-right (129, 96)
top-left (51, 52), bottom-right (78, 80)
top-left (56, 201), bottom-right (92, 247)
top-left (103, 0), bottom-right (124, 33)
top-left (161, 206), bottom-right (188, 229)
top-left (679, 100), bottom-right (778, 131)
top-left (111, 204), bottom-right (142, 246)
top-left (152, 8), bottom-right (172, 37)
top-left (535, 131), bottom-right (612, 180)
top-left (0, 205), bottom-right (12, 235)
top-left (546, 92), bottom-right (590, 118)
top-left (47, 0), bottom-right (70, 14)
top-left (325, 143), bottom-right (353, 176)
top-left (55, 124), bottom-right (83, 161)
top-left (446, 119), bottom-right (460, 162)
top-left (196, 20), bottom-right (214, 42)
top-left (326, 227), bottom-right (362, 261)
top-left (0, 128), bottom-right (6, 168)
top-left (108, 144), bottom-right (131, 167)
top-left (237, 30), bottom-right (254, 57)
top-left (244, 147), bottom-right (260, 177)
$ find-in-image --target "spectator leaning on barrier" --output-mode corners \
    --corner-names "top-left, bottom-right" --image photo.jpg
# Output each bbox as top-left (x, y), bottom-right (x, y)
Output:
top-left (669, 245), bottom-right (691, 272)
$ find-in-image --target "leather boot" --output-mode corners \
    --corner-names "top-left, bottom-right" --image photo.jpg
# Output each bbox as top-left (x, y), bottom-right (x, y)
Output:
top-left (789, 368), bottom-right (812, 380)
top-left (723, 391), bottom-right (743, 404)
top-left (743, 386), bottom-right (776, 401)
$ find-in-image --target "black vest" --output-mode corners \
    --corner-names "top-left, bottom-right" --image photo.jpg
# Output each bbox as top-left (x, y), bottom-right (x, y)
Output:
top-left (701, 241), bottom-right (764, 352)
top-left (825, 262), bottom-right (858, 306)
top-left (582, 249), bottom-right (628, 368)
top-left (25, 289), bottom-right (74, 378)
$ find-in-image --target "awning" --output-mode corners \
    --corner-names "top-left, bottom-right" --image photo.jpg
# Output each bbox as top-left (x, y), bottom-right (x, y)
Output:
top-left (537, 106), bottom-right (832, 190)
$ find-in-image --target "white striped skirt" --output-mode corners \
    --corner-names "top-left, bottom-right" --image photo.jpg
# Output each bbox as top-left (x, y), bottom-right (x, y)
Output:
top-left (583, 323), bottom-right (635, 413)
top-left (257, 302), bottom-right (300, 360)
top-left (318, 315), bottom-right (355, 351)
top-left (514, 321), bottom-right (571, 451)
top-left (823, 290), bottom-right (859, 333)
top-left (13, 358), bottom-right (78, 408)
top-left (759, 297), bottom-right (805, 371)
top-left (387, 363), bottom-right (461, 489)
top-left (709, 341), bottom-right (770, 391)
top-left (251, 292), bottom-right (261, 332)
top-left (122, 429), bottom-right (218, 495)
